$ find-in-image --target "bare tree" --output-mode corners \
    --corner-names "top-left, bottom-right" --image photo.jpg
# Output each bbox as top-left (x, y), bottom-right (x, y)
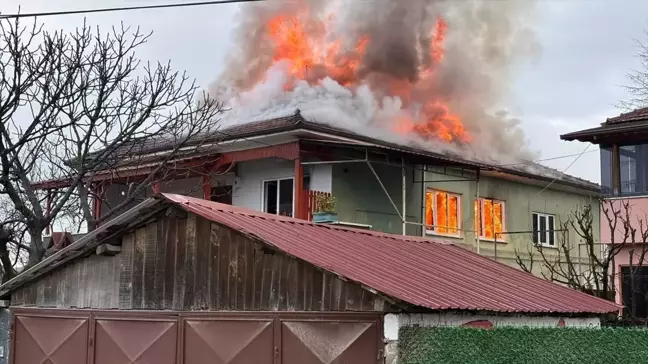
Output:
top-left (619, 32), bottom-right (648, 110)
top-left (516, 200), bottom-right (648, 315)
top-left (0, 17), bottom-right (224, 277)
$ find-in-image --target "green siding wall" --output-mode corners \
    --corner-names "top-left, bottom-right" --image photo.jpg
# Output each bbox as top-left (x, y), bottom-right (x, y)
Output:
top-left (331, 164), bottom-right (601, 275)
top-left (331, 163), bottom-right (421, 235)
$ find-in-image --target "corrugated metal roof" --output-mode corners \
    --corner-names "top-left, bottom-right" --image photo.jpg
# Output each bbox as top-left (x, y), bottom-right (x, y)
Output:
top-left (163, 194), bottom-right (619, 314)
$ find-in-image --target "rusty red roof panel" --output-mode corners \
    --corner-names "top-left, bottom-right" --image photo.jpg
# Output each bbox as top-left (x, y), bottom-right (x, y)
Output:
top-left (161, 194), bottom-right (619, 314)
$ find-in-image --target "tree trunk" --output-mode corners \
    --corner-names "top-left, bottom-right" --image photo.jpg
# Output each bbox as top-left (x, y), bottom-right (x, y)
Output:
top-left (601, 262), bottom-right (609, 299)
top-left (27, 228), bottom-right (45, 268)
top-left (0, 239), bottom-right (16, 283)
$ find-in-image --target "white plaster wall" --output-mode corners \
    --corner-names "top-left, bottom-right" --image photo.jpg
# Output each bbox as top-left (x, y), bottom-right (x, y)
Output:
top-left (233, 159), bottom-right (296, 211)
top-left (384, 313), bottom-right (601, 341)
top-left (308, 164), bottom-right (332, 193)
top-left (231, 159), bottom-right (334, 211)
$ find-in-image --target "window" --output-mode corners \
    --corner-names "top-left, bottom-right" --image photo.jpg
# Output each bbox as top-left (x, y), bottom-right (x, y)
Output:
top-left (619, 143), bottom-right (648, 194)
top-left (602, 142), bottom-right (648, 196)
top-left (474, 198), bottom-right (505, 241)
top-left (600, 146), bottom-right (613, 195)
top-left (263, 178), bottom-right (294, 217)
top-left (532, 212), bottom-right (555, 247)
top-left (621, 266), bottom-right (648, 318)
top-left (425, 189), bottom-right (461, 236)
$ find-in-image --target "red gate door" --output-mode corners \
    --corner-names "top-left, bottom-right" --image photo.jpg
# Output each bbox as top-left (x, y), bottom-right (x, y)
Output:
top-left (13, 314), bottom-right (89, 364)
top-left (94, 317), bottom-right (177, 364)
top-left (281, 319), bottom-right (380, 364)
top-left (12, 310), bottom-right (382, 364)
top-left (183, 318), bottom-right (274, 364)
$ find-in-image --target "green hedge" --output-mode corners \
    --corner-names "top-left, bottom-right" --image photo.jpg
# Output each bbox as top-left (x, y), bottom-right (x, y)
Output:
top-left (399, 326), bottom-right (648, 364)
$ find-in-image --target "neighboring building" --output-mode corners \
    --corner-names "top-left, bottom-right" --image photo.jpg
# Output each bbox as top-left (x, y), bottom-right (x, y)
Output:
top-left (562, 106), bottom-right (648, 317)
top-left (35, 111), bottom-right (600, 276)
top-left (0, 194), bottom-right (619, 363)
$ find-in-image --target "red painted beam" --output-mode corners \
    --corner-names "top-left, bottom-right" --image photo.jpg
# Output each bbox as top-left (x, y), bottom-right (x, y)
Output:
top-left (32, 142), bottom-right (301, 190)
top-left (294, 157), bottom-right (305, 219)
top-left (219, 142), bottom-right (300, 164)
top-left (202, 175), bottom-right (211, 200)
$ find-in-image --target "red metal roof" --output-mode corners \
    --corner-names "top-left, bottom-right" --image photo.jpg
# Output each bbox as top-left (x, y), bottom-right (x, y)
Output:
top-left (162, 194), bottom-right (619, 314)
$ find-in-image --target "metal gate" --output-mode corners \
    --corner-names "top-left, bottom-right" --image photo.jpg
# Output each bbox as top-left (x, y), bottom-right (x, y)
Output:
top-left (10, 309), bottom-right (382, 363)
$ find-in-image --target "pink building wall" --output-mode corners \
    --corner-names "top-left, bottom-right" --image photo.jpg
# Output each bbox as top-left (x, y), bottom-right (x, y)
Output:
top-left (601, 197), bottom-right (648, 306)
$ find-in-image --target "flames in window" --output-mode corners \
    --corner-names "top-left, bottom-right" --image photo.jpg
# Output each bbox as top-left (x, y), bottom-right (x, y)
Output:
top-left (425, 190), bottom-right (459, 235)
top-left (475, 198), bottom-right (505, 241)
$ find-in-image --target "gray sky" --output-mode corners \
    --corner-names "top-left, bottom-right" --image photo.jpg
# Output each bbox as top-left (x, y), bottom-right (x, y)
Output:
top-left (3, 0), bottom-right (647, 183)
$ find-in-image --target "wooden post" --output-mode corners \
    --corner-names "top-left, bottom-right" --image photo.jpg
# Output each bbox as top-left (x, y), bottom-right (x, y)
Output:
top-left (294, 157), bottom-right (304, 219)
top-left (92, 183), bottom-right (103, 224)
top-left (612, 144), bottom-right (620, 195)
top-left (152, 183), bottom-right (161, 194)
top-left (202, 174), bottom-right (211, 200)
top-left (45, 190), bottom-right (52, 235)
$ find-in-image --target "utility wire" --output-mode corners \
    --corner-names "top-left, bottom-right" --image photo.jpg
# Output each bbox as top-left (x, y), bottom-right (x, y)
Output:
top-left (0, 0), bottom-right (266, 19)
top-left (497, 148), bottom-right (599, 167)
top-left (535, 144), bottom-right (591, 196)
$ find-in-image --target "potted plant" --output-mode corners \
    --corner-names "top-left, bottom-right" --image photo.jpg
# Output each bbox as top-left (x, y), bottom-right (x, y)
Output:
top-left (312, 194), bottom-right (338, 223)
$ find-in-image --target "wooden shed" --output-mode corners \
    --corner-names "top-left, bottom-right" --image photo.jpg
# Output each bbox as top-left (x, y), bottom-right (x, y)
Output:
top-left (0, 194), bottom-right (619, 364)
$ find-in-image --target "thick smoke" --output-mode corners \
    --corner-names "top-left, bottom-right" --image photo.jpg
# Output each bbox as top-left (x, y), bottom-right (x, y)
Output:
top-left (210, 0), bottom-right (541, 165)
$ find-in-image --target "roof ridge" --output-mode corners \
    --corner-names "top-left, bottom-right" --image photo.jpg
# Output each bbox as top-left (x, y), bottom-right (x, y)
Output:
top-left (173, 194), bottom-right (439, 242)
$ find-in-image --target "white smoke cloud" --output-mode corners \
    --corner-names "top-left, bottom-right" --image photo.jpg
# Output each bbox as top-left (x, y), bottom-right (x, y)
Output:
top-left (211, 0), bottom-right (543, 167)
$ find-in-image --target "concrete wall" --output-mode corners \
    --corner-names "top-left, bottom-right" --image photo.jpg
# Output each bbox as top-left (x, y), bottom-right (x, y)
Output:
top-left (100, 159), bottom-right (332, 216)
top-left (233, 159), bottom-right (296, 211)
top-left (332, 164), bottom-right (601, 274)
top-left (601, 197), bottom-right (648, 244)
top-left (233, 159), bottom-right (333, 211)
top-left (603, 197), bottom-right (648, 306)
top-left (424, 167), bottom-right (601, 274)
top-left (331, 162), bottom-right (420, 235)
top-left (382, 312), bottom-right (601, 364)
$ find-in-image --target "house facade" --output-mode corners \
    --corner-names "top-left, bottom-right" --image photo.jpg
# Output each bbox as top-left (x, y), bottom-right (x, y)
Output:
top-left (562, 106), bottom-right (648, 317)
top-left (36, 112), bottom-right (601, 278)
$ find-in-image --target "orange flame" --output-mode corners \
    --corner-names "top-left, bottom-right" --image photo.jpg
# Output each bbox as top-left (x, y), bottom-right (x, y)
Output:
top-left (262, 9), bottom-right (470, 143)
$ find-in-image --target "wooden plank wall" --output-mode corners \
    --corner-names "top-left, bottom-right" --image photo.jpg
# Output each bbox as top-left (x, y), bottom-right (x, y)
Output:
top-left (12, 213), bottom-right (389, 312)
top-left (12, 253), bottom-right (121, 309)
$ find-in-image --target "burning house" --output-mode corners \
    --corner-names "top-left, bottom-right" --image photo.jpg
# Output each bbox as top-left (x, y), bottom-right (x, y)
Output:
top-left (0, 2), bottom-right (618, 363)
top-left (34, 1), bottom-right (599, 275)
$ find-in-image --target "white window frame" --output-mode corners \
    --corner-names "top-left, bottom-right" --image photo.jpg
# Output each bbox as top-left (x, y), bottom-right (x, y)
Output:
top-left (475, 198), bottom-right (506, 242)
top-left (261, 177), bottom-right (295, 217)
top-left (425, 189), bottom-right (462, 238)
top-left (532, 212), bottom-right (556, 248)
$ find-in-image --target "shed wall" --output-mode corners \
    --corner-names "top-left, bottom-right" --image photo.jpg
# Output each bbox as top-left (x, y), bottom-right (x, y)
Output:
top-left (11, 213), bottom-right (388, 312)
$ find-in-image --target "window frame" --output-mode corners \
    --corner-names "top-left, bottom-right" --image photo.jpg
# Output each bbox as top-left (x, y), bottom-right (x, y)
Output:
top-left (424, 189), bottom-right (462, 238)
top-left (261, 177), bottom-right (295, 217)
top-left (532, 212), bottom-right (556, 248)
top-left (475, 197), bottom-right (506, 242)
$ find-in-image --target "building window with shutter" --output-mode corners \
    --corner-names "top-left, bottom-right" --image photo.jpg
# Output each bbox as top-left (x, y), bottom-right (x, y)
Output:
top-left (425, 189), bottom-right (461, 237)
top-left (532, 212), bottom-right (556, 247)
top-left (474, 198), bottom-right (506, 241)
